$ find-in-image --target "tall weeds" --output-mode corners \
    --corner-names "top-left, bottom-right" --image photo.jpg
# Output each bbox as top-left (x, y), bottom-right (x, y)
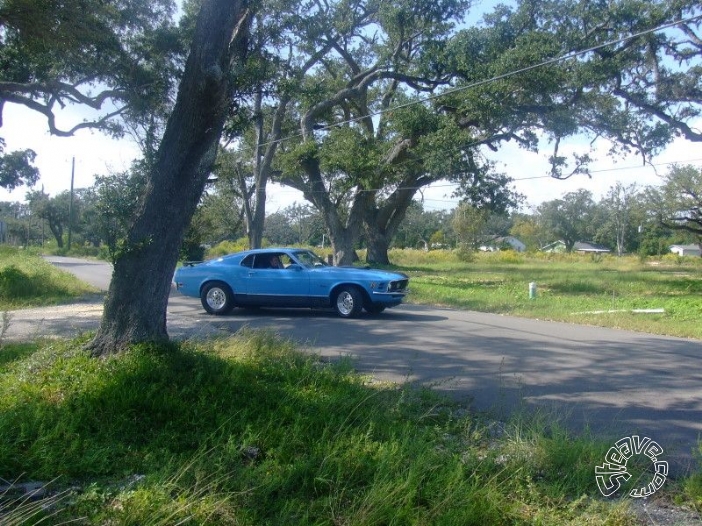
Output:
top-left (0, 333), bottom-right (655, 524)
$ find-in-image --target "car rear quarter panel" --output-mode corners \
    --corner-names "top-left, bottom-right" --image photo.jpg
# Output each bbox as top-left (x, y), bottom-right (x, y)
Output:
top-left (175, 260), bottom-right (240, 298)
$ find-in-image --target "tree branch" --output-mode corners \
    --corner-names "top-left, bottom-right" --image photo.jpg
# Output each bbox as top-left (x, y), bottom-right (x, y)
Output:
top-left (613, 88), bottom-right (702, 142)
top-left (0, 80), bottom-right (129, 136)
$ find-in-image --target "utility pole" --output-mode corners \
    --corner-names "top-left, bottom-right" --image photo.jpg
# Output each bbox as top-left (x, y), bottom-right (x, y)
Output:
top-left (67, 157), bottom-right (75, 250)
top-left (41, 184), bottom-right (45, 247)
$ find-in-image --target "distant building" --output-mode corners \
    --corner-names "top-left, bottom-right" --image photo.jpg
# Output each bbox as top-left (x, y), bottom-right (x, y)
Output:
top-left (540, 240), bottom-right (566, 253)
top-left (669, 244), bottom-right (702, 257)
top-left (479, 236), bottom-right (526, 252)
top-left (574, 241), bottom-right (611, 254)
top-left (540, 240), bottom-right (611, 253)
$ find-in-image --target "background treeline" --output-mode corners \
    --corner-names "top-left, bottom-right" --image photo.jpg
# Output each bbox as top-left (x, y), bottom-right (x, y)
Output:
top-left (1, 163), bottom-right (699, 260)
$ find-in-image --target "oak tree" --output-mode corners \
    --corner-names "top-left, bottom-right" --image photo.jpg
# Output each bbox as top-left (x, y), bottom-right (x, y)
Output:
top-left (648, 164), bottom-right (702, 240)
top-left (88, 0), bottom-right (252, 355)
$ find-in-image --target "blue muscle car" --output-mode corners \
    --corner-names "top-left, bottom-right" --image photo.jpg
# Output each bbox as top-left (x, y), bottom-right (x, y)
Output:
top-left (172, 248), bottom-right (409, 317)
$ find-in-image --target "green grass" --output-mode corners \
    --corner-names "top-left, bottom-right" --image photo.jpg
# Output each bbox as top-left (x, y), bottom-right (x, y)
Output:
top-left (0, 246), bottom-right (96, 309)
top-left (390, 249), bottom-right (702, 339)
top-left (0, 333), bottom-right (657, 525)
top-left (0, 247), bottom-right (700, 523)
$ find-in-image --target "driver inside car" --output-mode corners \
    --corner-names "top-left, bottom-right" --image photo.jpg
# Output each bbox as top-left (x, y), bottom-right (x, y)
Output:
top-left (269, 255), bottom-right (282, 269)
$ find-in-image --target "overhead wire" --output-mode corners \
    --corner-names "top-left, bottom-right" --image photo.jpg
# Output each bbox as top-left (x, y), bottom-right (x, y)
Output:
top-left (267, 156), bottom-right (702, 203)
top-left (254, 13), bottom-right (702, 151)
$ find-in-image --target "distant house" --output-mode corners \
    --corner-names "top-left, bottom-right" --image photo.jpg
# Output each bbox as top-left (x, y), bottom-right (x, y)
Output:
top-left (540, 240), bottom-right (611, 253)
top-left (669, 244), bottom-right (702, 257)
top-left (479, 236), bottom-right (526, 252)
top-left (574, 241), bottom-right (611, 254)
top-left (540, 240), bottom-right (566, 253)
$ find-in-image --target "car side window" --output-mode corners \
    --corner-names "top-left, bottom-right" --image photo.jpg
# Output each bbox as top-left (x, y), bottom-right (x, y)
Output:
top-left (243, 254), bottom-right (294, 269)
top-left (279, 254), bottom-right (294, 268)
top-left (267, 255), bottom-right (280, 269)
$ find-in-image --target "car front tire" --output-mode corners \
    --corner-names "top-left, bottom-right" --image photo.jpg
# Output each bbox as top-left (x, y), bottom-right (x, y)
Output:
top-left (334, 286), bottom-right (363, 318)
top-left (201, 281), bottom-right (234, 315)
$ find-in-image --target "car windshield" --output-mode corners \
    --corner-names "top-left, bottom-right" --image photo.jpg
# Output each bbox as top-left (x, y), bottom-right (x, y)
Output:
top-left (292, 250), bottom-right (328, 268)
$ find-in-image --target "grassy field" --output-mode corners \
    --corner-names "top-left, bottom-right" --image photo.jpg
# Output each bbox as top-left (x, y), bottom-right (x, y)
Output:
top-left (388, 249), bottom-right (702, 340)
top-left (0, 247), bottom-right (96, 310)
top-left (3, 332), bottom-right (698, 524)
top-left (1, 247), bottom-right (701, 523)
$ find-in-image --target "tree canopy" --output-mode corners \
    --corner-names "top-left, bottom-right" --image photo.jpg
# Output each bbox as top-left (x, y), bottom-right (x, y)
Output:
top-left (537, 189), bottom-right (596, 252)
top-left (0, 0), bottom-right (182, 137)
top-left (223, 0), bottom-right (702, 265)
top-left (648, 164), bottom-right (702, 238)
top-left (0, 139), bottom-right (38, 190)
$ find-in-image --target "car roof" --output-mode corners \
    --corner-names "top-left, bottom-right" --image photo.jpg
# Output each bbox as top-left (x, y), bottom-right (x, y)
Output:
top-left (239, 247), bottom-right (303, 255)
top-left (219, 248), bottom-right (313, 260)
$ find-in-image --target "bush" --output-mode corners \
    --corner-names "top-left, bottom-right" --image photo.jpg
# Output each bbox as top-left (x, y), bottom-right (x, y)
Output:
top-left (0, 265), bottom-right (36, 300)
top-left (0, 248), bottom-right (95, 308)
top-left (180, 240), bottom-right (206, 262)
top-left (206, 239), bottom-right (250, 258)
top-left (455, 244), bottom-right (476, 263)
top-left (490, 250), bottom-right (525, 264)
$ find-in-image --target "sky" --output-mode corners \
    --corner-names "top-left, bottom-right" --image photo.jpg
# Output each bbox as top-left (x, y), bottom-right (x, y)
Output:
top-left (1, 0), bottom-right (701, 213)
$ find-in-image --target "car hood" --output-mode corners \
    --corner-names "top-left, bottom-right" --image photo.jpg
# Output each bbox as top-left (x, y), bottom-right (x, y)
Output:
top-left (312, 266), bottom-right (407, 281)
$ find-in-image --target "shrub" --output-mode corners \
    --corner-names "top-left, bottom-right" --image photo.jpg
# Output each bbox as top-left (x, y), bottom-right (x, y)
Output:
top-left (455, 244), bottom-right (476, 263)
top-left (388, 248), bottom-right (459, 266)
top-left (180, 240), bottom-right (206, 262)
top-left (206, 239), bottom-right (250, 258)
top-left (0, 265), bottom-right (35, 300)
top-left (491, 250), bottom-right (524, 264)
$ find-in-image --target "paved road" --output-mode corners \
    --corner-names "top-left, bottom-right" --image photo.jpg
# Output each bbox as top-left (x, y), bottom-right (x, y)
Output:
top-left (8, 257), bottom-right (702, 473)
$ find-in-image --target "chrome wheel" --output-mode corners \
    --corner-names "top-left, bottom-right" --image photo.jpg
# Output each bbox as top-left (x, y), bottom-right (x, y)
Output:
top-left (200, 282), bottom-right (234, 315)
top-left (334, 286), bottom-right (363, 318)
top-left (206, 287), bottom-right (227, 310)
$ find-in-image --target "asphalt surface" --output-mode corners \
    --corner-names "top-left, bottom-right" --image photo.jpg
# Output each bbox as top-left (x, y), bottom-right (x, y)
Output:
top-left (6, 256), bottom-right (702, 474)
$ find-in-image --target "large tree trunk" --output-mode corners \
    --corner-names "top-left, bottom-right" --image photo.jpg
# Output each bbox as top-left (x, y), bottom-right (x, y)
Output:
top-left (282, 150), bottom-right (363, 266)
top-left (48, 220), bottom-right (63, 248)
top-left (244, 91), bottom-right (288, 249)
top-left (328, 225), bottom-right (357, 266)
top-left (365, 228), bottom-right (391, 265)
top-left (244, 91), bottom-right (266, 249)
top-left (88, 0), bottom-right (250, 356)
top-left (363, 175), bottom-right (423, 265)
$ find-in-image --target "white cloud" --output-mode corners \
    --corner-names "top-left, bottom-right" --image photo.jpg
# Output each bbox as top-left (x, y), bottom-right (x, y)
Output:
top-left (0, 104), bottom-right (140, 201)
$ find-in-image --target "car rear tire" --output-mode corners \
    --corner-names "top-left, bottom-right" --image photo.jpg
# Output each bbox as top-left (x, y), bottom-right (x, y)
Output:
top-left (334, 286), bottom-right (363, 318)
top-left (201, 281), bottom-right (234, 315)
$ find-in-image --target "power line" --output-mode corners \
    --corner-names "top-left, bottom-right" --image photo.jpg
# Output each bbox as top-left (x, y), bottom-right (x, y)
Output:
top-left (509, 157), bottom-right (702, 182)
top-left (267, 156), bottom-right (702, 197)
